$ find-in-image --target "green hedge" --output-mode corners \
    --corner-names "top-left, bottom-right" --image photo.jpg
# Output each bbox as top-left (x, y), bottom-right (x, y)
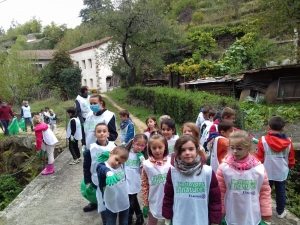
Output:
top-left (127, 86), bottom-right (242, 127)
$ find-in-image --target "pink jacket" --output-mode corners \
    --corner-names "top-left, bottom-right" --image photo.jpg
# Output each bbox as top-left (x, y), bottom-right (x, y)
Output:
top-left (216, 155), bottom-right (272, 217)
top-left (34, 123), bottom-right (48, 150)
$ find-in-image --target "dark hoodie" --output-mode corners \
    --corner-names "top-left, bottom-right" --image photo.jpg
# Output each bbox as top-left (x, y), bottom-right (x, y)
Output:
top-left (256, 132), bottom-right (295, 168)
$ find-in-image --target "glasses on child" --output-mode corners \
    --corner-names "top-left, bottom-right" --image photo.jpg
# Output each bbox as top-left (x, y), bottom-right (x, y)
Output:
top-left (229, 146), bottom-right (244, 151)
top-left (135, 144), bottom-right (146, 148)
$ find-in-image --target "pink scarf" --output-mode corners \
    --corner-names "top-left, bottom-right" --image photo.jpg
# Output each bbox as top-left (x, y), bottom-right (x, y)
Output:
top-left (224, 153), bottom-right (261, 174)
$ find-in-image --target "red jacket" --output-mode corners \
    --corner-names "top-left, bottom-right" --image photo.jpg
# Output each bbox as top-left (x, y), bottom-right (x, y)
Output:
top-left (256, 132), bottom-right (295, 169)
top-left (34, 123), bottom-right (48, 150)
top-left (0, 105), bottom-right (14, 120)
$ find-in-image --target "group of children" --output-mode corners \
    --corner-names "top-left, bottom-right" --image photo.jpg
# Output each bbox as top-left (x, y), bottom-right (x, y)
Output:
top-left (31, 90), bottom-right (295, 225)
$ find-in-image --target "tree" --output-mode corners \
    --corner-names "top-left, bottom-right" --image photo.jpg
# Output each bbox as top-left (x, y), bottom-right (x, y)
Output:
top-left (59, 67), bottom-right (82, 99)
top-left (92, 0), bottom-right (180, 85)
top-left (43, 22), bottom-right (67, 48)
top-left (48, 49), bottom-right (74, 89)
top-left (79, 0), bottom-right (112, 23)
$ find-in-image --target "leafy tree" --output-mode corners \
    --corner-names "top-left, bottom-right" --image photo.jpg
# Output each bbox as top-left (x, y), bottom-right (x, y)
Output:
top-left (59, 67), bottom-right (82, 99)
top-left (48, 49), bottom-right (74, 89)
top-left (92, 0), bottom-right (180, 85)
top-left (18, 17), bottom-right (42, 35)
top-left (79, 0), bottom-right (111, 23)
top-left (43, 22), bottom-right (67, 48)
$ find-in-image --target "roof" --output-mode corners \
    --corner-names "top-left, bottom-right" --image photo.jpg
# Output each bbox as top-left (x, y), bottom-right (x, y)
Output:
top-left (236, 63), bottom-right (300, 74)
top-left (180, 75), bottom-right (243, 85)
top-left (20, 50), bottom-right (56, 60)
top-left (69, 37), bottom-right (113, 54)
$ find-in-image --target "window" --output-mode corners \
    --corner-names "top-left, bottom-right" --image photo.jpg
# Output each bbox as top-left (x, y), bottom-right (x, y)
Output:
top-left (84, 79), bottom-right (87, 85)
top-left (82, 60), bottom-right (86, 69)
top-left (90, 79), bottom-right (93, 87)
top-left (76, 61), bottom-right (79, 67)
top-left (277, 76), bottom-right (300, 98)
top-left (88, 59), bottom-right (92, 68)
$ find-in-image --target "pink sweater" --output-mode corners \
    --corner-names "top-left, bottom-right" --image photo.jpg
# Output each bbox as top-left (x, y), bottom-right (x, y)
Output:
top-left (34, 123), bottom-right (48, 150)
top-left (216, 155), bottom-right (272, 217)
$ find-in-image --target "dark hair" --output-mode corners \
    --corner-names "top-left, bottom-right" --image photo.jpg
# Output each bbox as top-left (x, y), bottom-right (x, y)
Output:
top-left (145, 116), bottom-right (159, 131)
top-left (111, 146), bottom-right (129, 160)
top-left (269, 116), bottom-right (285, 131)
top-left (66, 107), bottom-right (76, 116)
top-left (94, 122), bottom-right (108, 132)
top-left (161, 118), bottom-right (176, 135)
top-left (208, 109), bottom-right (217, 119)
top-left (100, 100), bottom-right (106, 108)
top-left (202, 106), bottom-right (210, 114)
top-left (148, 134), bottom-right (168, 158)
top-left (119, 109), bottom-right (129, 117)
top-left (182, 122), bottom-right (200, 143)
top-left (213, 110), bottom-right (222, 121)
top-left (80, 86), bottom-right (88, 94)
top-left (221, 107), bottom-right (236, 119)
top-left (125, 134), bottom-right (149, 159)
top-left (218, 120), bottom-right (234, 133)
top-left (45, 107), bottom-right (49, 110)
top-left (90, 94), bottom-right (102, 102)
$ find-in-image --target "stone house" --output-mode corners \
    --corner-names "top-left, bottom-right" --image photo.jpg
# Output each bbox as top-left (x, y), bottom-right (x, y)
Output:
top-left (20, 50), bottom-right (56, 70)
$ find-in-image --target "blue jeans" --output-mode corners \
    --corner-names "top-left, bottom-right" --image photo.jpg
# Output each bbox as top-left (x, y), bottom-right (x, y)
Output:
top-left (106, 208), bottom-right (129, 225)
top-left (269, 180), bottom-right (286, 214)
top-left (24, 117), bottom-right (33, 131)
top-left (1, 120), bottom-right (9, 135)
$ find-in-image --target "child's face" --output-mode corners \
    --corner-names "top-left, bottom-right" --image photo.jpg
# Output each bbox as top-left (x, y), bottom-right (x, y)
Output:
top-left (147, 119), bottom-right (156, 129)
top-left (161, 124), bottom-right (174, 140)
top-left (182, 126), bottom-right (194, 136)
top-left (132, 139), bottom-right (147, 153)
top-left (229, 139), bottom-right (249, 160)
top-left (94, 125), bottom-right (110, 143)
top-left (120, 115), bottom-right (128, 122)
top-left (68, 113), bottom-right (72, 117)
top-left (220, 127), bottom-right (234, 138)
top-left (179, 141), bottom-right (197, 164)
top-left (224, 115), bottom-right (235, 123)
top-left (150, 140), bottom-right (165, 160)
top-left (203, 113), bottom-right (208, 119)
top-left (107, 152), bottom-right (127, 169)
top-left (90, 97), bottom-right (100, 106)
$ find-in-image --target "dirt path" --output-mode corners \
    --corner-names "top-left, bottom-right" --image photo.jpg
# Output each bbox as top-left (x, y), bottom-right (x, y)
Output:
top-left (101, 94), bottom-right (147, 134)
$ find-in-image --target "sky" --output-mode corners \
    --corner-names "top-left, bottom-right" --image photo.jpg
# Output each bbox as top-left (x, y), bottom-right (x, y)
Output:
top-left (0, 0), bottom-right (84, 31)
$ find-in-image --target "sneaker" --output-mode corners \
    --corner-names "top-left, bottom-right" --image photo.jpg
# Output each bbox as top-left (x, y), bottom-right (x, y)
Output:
top-left (277, 210), bottom-right (287, 219)
top-left (77, 158), bottom-right (82, 163)
top-left (83, 203), bottom-right (97, 212)
top-left (69, 159), bottom-right (79, 165)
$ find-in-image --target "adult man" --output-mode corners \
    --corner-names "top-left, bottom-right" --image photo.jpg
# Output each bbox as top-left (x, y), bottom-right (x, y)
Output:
top-left (75, 86), bottom-right (91, 150)
top-left (0, 100), bottom-right (15, 136)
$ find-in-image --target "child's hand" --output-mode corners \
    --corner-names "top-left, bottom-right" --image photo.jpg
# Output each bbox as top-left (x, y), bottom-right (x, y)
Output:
top-left (143, 206), bottom-right (149, 218)
top-left (137, 152), bottom-right (145, 163)
top-left (97, 151), bottom-right (110, 162)
top-left (106, 171), bottom-right (120, 186)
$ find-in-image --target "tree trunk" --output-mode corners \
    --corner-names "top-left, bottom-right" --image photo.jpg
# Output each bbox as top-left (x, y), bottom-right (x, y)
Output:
top-left (129, 67), bottom-right (137, 86)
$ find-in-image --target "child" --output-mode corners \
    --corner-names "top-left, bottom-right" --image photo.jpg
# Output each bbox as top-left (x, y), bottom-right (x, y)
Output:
top-left (96, 146), bottom-right (130, 225)
top-left (66, 107), bottom-right (82, 165)
top-left (161, 118), bottom-right (179, 156)
top-left (208, 120), bottom-right (234, 172)
top-left (84, 94), bottom-right (118, 150)
top-left (125, 134), bottom-right (148, 225)
top-left (162, 135), bottom-right (222, 225)
top-left (141, 134), bottom-right (170, 225)
top-left (216, 131), bottom-right (272, 225)
top-left (39, 109), bottom-right (45, 122)
top-left (48, 109), bottom-right (58, 134)
top-left (44, 107), bottom-right (50, 124)
top-left (195, 106), bottom-right (211, 132)
top-left (21, 100), bottom-right (33, 132)
top-left (33, 115), bottom-right (58, 175)
top-left (209, 107), bottom-right (235, 135)
top-left (181, 122), bottom-right (206, 158)
top-left (82, 123), bottom-right (116, 214)
top-left (200, 109), bottom-right (217, 146)
top-left (256, 116), bottom-right (295, 219)
top-left (119, 109), bottom-right (135, 145)
top-left (158, 115), bottom-right (171, 127)
top-left (144, 116), bottom-right (159, 139)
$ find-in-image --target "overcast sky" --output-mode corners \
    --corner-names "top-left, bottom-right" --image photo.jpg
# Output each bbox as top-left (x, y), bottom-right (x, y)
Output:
top-left (0, 0), bottom-right (84, 31)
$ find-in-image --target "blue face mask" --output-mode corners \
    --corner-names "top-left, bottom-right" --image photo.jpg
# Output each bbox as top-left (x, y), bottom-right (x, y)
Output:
top-left (87, 91), bottom-right (91, 95)
top-left (90, 104), bottom-right (100, 113)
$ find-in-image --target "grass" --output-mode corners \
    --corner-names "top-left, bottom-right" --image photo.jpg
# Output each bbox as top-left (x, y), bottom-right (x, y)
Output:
top-left (104, 88), bottom-right (184, 134)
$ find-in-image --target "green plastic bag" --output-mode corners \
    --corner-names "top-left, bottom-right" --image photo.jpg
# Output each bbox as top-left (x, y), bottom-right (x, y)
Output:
top-left (18, 118), bottom-right (26, 131)
top-left (8, 118), bottom-right (19, 135)
top-left (219, 217), bottom-right (226, 225)
top-left (80, 178), bottom-right (97, 204)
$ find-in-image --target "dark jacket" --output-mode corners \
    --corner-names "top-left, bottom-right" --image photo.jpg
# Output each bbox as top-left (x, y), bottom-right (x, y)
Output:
top-left (96, 162), bottom-right (111, 197)
top-left (162, 158), bottom-right (222, 223)
top-left (95, 109), bottom-right (118, 141)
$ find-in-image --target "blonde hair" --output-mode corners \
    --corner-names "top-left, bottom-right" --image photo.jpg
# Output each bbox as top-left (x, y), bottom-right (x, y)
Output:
top-left (229, 130), bottom-right (254, 153)
top-left (23, 100), bottom-right (28, 104)
top-left (49, 109), bottom-right (54, 114)
top-left (32, 115), bottom-right (42, 126)
top-left (182, 122), bottom-right (200, 143)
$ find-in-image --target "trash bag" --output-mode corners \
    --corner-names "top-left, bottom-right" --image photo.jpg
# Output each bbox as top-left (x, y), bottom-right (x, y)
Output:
top-left (18, 118), bottom-right (26, 131)
top-left (8, 118), bottom-right (19, 135)
top-left (80, 178), bottom-right (97, 204)
top-left (219, 217), bottom-right (226, 225)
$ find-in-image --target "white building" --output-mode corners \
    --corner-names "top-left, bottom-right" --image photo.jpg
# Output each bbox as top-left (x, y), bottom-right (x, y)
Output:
top-left (69, 37), bottom-right (114, 93)
top-left (20, 50), bottom-right (56, 70)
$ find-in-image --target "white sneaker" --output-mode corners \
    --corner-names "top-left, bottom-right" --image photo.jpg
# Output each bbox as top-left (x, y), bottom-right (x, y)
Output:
top-left (277, 210), bottom-right (287, 219)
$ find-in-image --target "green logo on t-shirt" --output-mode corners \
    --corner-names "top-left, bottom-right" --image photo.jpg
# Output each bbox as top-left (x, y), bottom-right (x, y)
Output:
top-left (125, 159), bottom-right (140, 167)
top-left (228, 179), bottom-right (257, 190)
top-left (151, 174), bottom-right (167, 185)
top-left (175, 182), bottom-right (205, 193)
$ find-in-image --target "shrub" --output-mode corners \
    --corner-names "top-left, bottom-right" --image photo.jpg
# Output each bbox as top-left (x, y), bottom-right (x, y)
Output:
top-left (0, 176), bottom-right (24, 210)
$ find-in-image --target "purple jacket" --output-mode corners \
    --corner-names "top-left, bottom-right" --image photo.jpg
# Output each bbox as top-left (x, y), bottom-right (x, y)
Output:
top-left (162, 158), bottom-right (222, 224)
